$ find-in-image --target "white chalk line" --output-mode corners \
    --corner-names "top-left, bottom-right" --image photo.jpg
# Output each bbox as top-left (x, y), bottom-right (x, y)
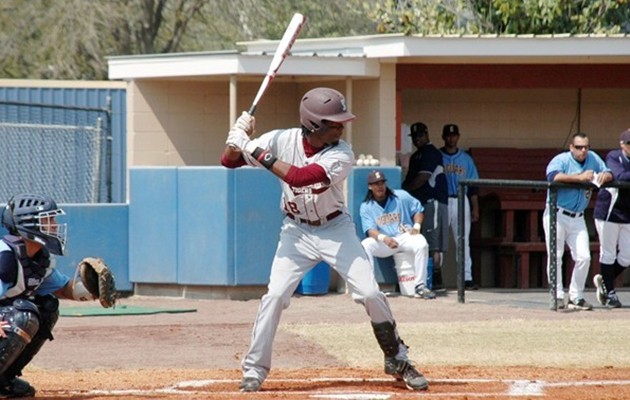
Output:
top-left (59, 377), bottom-right (630, 398)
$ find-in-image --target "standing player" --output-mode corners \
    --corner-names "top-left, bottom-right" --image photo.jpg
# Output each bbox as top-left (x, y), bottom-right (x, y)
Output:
top-left (440, 124), bottom-right (480, 290)
top-left (544, 133), bottom-right (612, 310)
top-left (221, 88), bottom-right (429, 393)
top-left (359, 170), bottom-right (434, 299)
top-left (593, 129), bottom-right (630, 308)
top-left (0, 193), bottom-right (116, 397)
top-left (403, 122), bottom-right (449, 292)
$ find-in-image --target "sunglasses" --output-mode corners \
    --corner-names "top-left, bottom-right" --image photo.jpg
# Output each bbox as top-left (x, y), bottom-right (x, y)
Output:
top-left (623, 141), bottom-right (630, 145)
top-left (572, 145), bottom-right (589, 150)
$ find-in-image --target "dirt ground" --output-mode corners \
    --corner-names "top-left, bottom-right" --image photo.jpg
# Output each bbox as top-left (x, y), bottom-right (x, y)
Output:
top-left (23, 289), bottom-right (630, 399)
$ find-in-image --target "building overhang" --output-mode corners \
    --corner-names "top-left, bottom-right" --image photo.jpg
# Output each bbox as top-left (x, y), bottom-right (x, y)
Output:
top-left (107, 33), bottom-right (630, 81)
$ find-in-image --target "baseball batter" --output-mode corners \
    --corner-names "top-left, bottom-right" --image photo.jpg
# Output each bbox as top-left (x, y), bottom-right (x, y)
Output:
top-left (544, 133), bottom-right (612, 310)
top-left (593, 128), bottom-right (630, 308)
top-left (440, 124), bottom-right (480, 290)
top-left (221, 88), bottom-right (428, 393)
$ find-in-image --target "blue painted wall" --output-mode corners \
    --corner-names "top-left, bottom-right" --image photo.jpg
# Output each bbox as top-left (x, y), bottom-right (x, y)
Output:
top-left (128, 166), bottom-right (400, 289)
top-left (0, 203), bottom-right (131, 292)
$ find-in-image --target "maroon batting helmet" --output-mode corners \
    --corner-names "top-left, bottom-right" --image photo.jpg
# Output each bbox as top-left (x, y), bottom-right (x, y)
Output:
top-left (300, 88), bottom-right (356, 133)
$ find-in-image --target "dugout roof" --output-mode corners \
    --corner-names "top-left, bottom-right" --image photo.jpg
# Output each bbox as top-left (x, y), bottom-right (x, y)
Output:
top-left (107, 33), bottom-right (630, 81)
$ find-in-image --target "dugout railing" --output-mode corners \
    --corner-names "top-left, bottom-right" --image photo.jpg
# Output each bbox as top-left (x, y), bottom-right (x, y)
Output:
top-left (457, 178), bottom-right (630, 310)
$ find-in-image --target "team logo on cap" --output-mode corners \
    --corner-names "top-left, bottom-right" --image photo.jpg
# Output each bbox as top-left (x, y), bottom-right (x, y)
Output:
top-left (340, 98), bottom-right (347, 111)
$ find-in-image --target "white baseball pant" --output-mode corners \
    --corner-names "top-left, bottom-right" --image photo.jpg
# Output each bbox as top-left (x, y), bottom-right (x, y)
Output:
top-left (595, 219), bottom-right (630, 267)
top-left (543, 206), bottom-right (591, 301)
top-left (241, 214), bottom-right (400, 383)
top-left (361, 232), bottom-right (429, 292)
top-left (447, 197), bottom-right (473, 281)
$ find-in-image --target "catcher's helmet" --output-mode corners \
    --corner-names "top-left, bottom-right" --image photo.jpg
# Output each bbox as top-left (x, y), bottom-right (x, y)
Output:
top-left (1, 193), bottom-right (67, 255)
top-left (299, 88), bottom-right (356, 133)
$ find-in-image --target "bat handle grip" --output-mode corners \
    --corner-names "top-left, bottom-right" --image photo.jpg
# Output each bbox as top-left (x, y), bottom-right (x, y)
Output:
top-left (248, 104), bottom-right (257, 116)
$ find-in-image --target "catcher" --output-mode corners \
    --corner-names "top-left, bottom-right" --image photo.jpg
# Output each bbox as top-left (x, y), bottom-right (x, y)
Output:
top-left (0, 193), bottom-right (116, 397)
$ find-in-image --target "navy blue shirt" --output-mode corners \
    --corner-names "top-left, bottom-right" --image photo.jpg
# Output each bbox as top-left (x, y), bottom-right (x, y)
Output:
top-left (594, 149), bottom-right (630, 223)
top-left (403, 143), bottom-right (448, 205)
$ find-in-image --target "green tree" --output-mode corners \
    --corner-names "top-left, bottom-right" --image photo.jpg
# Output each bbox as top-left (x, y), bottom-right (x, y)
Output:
top-left (367, 0), bottom-right (630, 35)
top-left (0, 0), bottom-right (377, 80)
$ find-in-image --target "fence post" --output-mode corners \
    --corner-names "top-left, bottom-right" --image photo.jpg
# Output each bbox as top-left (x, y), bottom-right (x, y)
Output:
top-left (457, 182), bottom-right (466, 303)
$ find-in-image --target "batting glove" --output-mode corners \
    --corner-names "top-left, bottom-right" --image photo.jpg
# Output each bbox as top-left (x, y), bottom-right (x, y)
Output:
top-left (234, 111), bottom-right (255, 136)
top-left (226, 128), bottom-right (258, 154)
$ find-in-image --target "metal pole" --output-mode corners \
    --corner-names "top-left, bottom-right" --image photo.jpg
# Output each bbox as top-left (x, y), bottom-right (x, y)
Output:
top-left (457, 182), bottom-right (466, 303)
top-left (549, 188), bottom-right (558, 311)
top-left (105, 96), bottom-right (113, 203)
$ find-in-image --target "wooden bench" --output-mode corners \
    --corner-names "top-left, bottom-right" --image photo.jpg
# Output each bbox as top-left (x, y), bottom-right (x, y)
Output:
top-left (497, 241), bottom-right (600, 289)
top-left (467, 147), bottom-right (610, 288)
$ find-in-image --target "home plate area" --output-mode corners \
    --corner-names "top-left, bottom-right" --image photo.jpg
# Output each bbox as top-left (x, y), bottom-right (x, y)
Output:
top-left (64, 374), bottom-right (630, 399)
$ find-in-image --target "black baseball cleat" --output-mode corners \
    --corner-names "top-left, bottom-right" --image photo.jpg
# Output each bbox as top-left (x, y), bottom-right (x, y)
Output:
top-left (0, 376), bottom-right (36, 398)
top-left (384, 358), bottom-right (428, 390)
top-left (465, 280), bottom-right (479, 290)
top-left (239, 377), bottom-right (262, 392)
top-left (593, 274), bottom-right (607, 306)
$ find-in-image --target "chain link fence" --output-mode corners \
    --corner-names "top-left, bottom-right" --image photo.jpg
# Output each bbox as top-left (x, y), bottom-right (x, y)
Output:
top-left (0, 100), bottom-right (111, 203)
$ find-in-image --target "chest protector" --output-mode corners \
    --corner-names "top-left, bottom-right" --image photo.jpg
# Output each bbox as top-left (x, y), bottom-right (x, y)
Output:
top-left (0, 235), bottom-right (53, 299)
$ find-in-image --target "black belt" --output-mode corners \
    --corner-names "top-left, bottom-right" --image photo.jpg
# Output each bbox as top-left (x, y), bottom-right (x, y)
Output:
top-left (448, 195), bottom-right (458, 198)
top-left (558, 208), bottom-right (583, 218)
top-left (286, 210), bottom-right (342, 226)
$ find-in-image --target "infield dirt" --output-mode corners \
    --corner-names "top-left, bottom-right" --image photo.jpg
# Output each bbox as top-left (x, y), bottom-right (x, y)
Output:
top-left (26, 289), bottom-right (630, 399)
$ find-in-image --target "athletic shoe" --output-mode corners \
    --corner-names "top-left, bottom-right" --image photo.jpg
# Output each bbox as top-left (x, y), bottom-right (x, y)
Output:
top-left (465, 280), bottom-right (479, 290)
top-left (550, 297), bottom-right (565, 311)
top-left (414, 285), bottom-right (436, 299)
top-left (239, 377), bottom-right (262, 392)
top-left (593, 274), bottom-right (608, 306)
top-left (605, 292), bottom-right (622, 308)
top-left (0, 376), bottom-right (36, 398)
top-left (396, 360), bottom-right (429, 390)
top-left (567, 298), bottom-right (593, 311)
top-left (384, 356), bottom-right (401, 378)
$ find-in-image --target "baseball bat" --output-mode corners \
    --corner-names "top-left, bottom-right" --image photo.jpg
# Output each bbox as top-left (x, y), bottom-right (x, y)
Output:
top-left (248, 13), bottom-right (306, 115)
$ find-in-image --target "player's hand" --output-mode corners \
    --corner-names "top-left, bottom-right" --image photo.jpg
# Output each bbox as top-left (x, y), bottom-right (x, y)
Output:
top-left (383, 237), bottom-right (398, 249)
top-left (226, 128), bottom-right (257, 154)
top-left (235, 111), bottom-right (255, 136)
top-left (0, 320), bottom-right (9, 339)
top-left (580, 170), bottom-right (595, 182)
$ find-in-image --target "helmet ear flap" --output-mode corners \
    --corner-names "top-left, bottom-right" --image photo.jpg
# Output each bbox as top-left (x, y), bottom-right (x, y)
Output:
top-left (1, 200), bottom-right (17, 234)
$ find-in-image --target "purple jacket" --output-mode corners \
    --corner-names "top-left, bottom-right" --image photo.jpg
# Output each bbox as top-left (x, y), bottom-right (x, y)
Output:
top-left (594, 149), bottom-right (630, 223)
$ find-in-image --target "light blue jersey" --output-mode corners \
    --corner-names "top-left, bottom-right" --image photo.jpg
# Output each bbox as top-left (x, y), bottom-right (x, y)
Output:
top-left (441, 148), bottom-right (479, 196)
top-left (546, 150), bottom-right (611, 212)
top-left (360, 189), bottom-right (424, 237)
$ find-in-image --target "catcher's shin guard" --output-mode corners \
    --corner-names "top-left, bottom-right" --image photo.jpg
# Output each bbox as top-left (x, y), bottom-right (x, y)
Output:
top-left (5, 296), bottom-right (59, 379)
top-left (0, 300), bottom-right (40, 376)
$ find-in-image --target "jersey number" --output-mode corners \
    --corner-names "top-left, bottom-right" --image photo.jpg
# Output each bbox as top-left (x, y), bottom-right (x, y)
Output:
top-left (284, 201), bottom-right (300, 214)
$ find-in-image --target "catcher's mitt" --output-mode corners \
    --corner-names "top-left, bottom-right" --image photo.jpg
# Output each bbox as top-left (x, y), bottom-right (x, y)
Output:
top-left (77, 257), bottom-right (117, 308)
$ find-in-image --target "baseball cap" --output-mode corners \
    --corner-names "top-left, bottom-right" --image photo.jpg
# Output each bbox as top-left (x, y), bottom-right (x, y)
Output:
top-left (367, 170), bottom-right (387, 184)
top-left (409, 122), bottom-right (428, 137)
top-left (620, 128), bottom-right (630, 143)
top-left (442, 124), bottom-right (460, 138)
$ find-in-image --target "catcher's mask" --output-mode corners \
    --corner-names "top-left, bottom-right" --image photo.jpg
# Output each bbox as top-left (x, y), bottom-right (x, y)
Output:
top-left (299, 87), bottom-right (356, 135)
top-left (1, 193), bottom-right (67, 255)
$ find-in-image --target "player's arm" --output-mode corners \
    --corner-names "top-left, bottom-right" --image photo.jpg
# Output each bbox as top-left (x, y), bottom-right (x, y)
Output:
top-left (403, 171), bottom-right (431, 191)
top-left (224, 113), bottom-right (329, 187)
top-left (367, 227), bottom-right (397, 248)
top-left (411, 211), bottom-right (424, 234)
top-left (607, 152), bottom-right (630, 181)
